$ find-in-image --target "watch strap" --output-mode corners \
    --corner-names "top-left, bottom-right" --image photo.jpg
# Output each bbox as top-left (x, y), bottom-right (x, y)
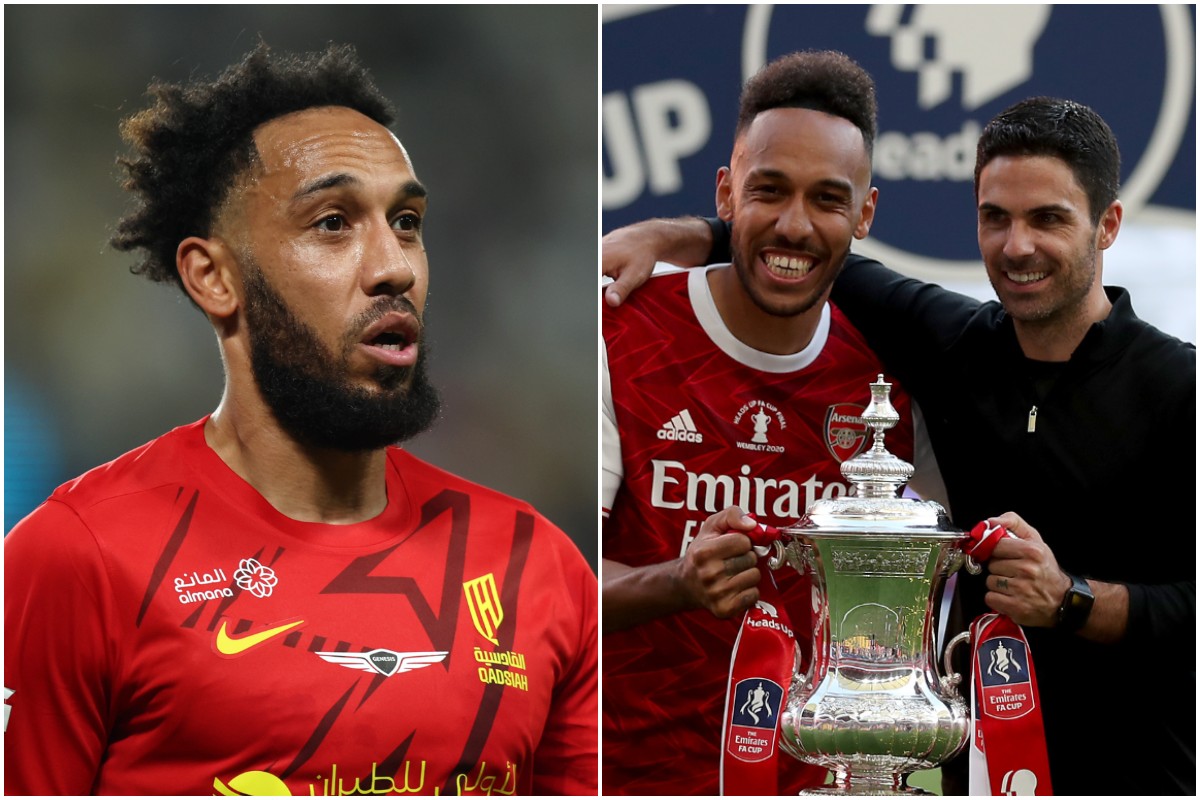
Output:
top-left (1056, 573), bottom-right (1095, 631)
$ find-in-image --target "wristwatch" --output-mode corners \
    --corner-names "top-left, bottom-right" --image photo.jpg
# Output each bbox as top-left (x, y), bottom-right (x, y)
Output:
top-left (1056, 573), bottom-right (1095, 631)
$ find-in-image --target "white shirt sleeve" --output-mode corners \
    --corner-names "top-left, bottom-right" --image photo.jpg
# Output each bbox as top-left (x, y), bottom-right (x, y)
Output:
top-left (601, 342), bottom-right (623, 516)
top-left (906, 400), bottom-right (949, 511)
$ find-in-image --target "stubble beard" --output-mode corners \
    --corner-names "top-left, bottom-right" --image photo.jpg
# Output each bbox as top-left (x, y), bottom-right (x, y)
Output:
top-left (241, 263), bottom-right (441, 453)
top-left (991, 239), bottom-right (1099, 326)
top-left (730, 235), bottom-right (843, 319)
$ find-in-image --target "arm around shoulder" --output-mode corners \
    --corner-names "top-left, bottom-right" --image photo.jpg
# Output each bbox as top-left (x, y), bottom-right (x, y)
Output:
top-left (602, 216), bottom-right (715, 307)
top-left (831, 255), bottom-right (986, 366)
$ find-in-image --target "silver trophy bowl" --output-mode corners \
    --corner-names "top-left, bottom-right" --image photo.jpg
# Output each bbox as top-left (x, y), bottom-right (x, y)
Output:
top-left (774, 376), bottom-right (969, 795)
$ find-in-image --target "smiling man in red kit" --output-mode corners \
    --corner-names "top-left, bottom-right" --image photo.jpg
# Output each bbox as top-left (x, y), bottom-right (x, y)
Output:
top-left (4, 44), bottom-right (597, 796)
top-left (601, 51), bottom-right (938, 795)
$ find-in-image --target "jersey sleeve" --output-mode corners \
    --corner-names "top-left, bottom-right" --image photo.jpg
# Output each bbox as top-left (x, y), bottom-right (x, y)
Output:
top-left (5, 499), bottom-right (119, 795)
top-left (601, 342), bottom-right (622, 517)
top-left (530, 525), bottom-right (598, 794)
top-left (1125, 581), bottom-right (1195, 648)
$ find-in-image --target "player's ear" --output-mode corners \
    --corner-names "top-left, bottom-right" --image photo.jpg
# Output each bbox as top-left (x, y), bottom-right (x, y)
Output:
top-left (177, 237), bottom-right (240, 319)
top-left (716, 166), bottom-right (734, 222)
top-left (1095, 199), bottom-right (1122, 251)
top-left (853, 187), bottom-right (878, 240)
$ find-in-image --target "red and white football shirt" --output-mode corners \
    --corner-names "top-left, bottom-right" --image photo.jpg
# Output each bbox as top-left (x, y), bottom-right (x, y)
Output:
top-left (5, 418), bottom-right (597, 796)
top-left (603, 265), bottom-right (915, 795)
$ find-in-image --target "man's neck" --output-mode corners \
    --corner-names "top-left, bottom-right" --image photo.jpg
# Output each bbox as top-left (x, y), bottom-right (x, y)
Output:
top-left (205, 396), bottom-right (389, 525)
top-left (707, 266), bottom-right (825, 355)
top-left (1012, 287), bottom-right (1113, 363)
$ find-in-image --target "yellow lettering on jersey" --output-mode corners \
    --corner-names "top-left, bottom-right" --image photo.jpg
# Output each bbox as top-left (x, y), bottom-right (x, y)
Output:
top-left (477, 667), bottom-right (529, 692)
top-left (455, 760), bottom-right (517, 796)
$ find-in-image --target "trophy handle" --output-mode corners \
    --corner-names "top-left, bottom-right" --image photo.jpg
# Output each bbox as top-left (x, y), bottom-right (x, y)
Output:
top-left (939, 631), bottom-right (972, 692)
top-left (756, 539), bottom-right (788, 572)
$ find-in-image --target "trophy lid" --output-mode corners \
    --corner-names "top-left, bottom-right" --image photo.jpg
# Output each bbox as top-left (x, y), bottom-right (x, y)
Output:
top-left (793, 375), bottom-right (956, 536)
top-left (841, 374), bottom-right (913, 498)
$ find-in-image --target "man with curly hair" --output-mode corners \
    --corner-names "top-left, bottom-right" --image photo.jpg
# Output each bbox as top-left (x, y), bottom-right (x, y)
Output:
top-left (602, 50), bottom-right (937, 795)
top-left (4, 44), bottom-right (598, 796)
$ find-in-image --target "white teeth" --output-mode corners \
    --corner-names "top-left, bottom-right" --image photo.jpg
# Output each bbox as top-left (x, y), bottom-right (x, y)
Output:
top-left (765, 254), bottom-right (813, 278)
top-left (369, 333), bottom-right (409, 351)
top-left (1008, 271), bottom-right (1047, 284)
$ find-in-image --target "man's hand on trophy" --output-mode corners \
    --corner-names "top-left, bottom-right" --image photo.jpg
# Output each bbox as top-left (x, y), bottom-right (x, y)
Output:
top-left (602, 217), bottom-right (713, 307)
top-left (677, 506), bottom-right (763, 619)
top-left (982, 511), bottom-right (1073, 628)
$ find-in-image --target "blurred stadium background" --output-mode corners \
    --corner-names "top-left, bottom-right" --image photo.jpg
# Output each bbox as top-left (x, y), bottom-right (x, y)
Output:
top-left (4, 6), bottom-right (599, 566)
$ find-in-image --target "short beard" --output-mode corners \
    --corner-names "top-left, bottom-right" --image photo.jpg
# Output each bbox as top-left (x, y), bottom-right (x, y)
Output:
top-left (730, 241), bottom-right (843, 318)
top-left (241, 264), bottom-right (441, 453)
top-left (991, 239), bottom-right (1098, 325)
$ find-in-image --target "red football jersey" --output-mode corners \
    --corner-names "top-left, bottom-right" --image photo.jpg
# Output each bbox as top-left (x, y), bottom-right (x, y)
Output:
top-left (603, 266), bottom-right (914, 795)
top-left (5, 419), bottom-right (597, 796)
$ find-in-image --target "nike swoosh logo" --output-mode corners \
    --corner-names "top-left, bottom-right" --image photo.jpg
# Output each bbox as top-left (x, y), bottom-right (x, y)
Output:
top-left (214, 619), bottom-right (305, 656)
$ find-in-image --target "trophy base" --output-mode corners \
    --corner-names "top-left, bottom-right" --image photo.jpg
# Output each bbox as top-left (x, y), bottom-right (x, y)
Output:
top-left (800, 787), bottom-right (932, 797)
top-left (797, 766), bottom-right (933, 796)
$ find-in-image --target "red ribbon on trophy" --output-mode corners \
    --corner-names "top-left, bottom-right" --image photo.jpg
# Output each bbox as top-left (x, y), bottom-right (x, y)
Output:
top-left (719, 522), bottom-right (824, 796)
top-left (963, 522), bottom-right (1054, 796)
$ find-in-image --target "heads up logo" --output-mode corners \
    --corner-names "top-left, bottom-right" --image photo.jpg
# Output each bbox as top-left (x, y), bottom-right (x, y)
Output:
top-left (742, 5), bottom-right (1193, 278)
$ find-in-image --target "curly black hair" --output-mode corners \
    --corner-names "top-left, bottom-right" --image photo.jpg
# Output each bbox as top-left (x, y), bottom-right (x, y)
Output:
top-left (110, 43), bottom-right (394, 293)
top-left (736, 50), bottom-right (877, 157)
top-left (975, 97), bottom-right (1120, 225)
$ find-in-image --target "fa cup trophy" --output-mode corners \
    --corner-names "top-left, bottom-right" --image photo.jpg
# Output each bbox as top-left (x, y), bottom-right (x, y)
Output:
top-left (774, 376), bottom-right (970, 794)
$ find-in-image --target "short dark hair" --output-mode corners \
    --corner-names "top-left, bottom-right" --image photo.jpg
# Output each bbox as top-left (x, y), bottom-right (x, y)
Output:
top-left (736, 50), bottom-right (877, 157)
top-left (974, 97), bottom-right (1120, 225)
top-left (110, 43), bottom-right (395, 293)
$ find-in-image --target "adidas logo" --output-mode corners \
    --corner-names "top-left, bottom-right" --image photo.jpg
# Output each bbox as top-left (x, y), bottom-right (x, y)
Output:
top-left (658, 409), bottom-right (704, 443)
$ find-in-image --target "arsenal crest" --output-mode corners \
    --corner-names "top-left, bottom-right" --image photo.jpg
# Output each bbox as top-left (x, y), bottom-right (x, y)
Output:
top-left (825, 403), bottom-right (868, 462)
